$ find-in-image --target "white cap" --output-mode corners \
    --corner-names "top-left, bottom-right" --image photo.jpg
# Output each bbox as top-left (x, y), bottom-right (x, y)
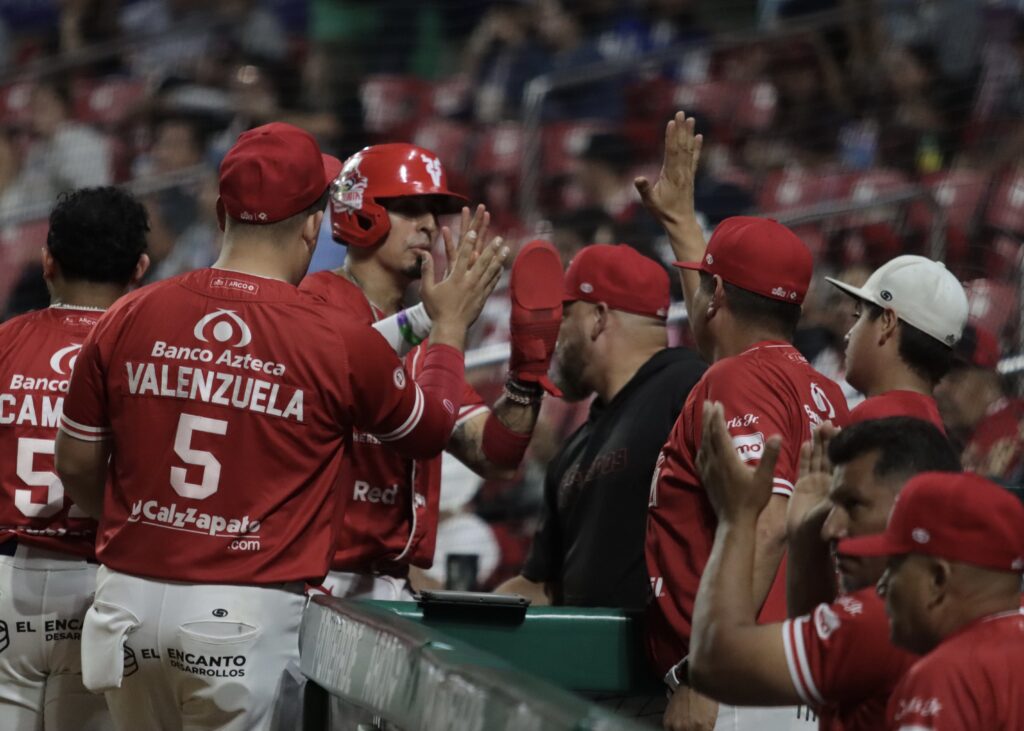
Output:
top-left (825, 255), bottom-right (968, 346)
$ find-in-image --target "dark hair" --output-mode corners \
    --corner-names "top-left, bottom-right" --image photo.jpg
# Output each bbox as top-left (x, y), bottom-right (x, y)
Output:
top-left (47, 187), bottom-right (149, 285)
top-left (699, 271), bottom-right (802, 340)
top-left (866, 303), bottom-right (954, 386)
top-left (579, 133), bottom-right (633, 176)
top-left (828, 416), bottom-right (960, 482)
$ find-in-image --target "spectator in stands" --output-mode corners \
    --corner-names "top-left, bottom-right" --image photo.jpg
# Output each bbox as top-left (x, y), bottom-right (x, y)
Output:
top-left (462, 0), bottom-right (541, 123)
top-left (119, 0), bottom-right (215, 78)
top-left (496, 244), bottom-right (705, 608)
top-left (689, 412), bottom-right (958, 731)
top-left (839, 472), bottom-right (1024, 731)
top-left (0, 129), bottom-right (28, 220)
top-left (19, 78), bottom-right (111, 204)
top-left (547, 206), bottom-right (616, 265)
top-left (936, 324), bottom-right (1023, 485)
top-left (572, 133), bottom-right (663, 261)
top-left (826, 255), bottom-right (968, 427)
top-left (536, 0), bottom-right (624, 121)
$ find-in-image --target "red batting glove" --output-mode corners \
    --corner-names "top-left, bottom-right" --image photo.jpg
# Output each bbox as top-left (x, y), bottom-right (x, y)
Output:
top-left (508, 240), bottom-right (564, 396)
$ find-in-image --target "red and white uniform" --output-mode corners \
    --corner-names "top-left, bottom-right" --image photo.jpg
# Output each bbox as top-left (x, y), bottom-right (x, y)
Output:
top-left (0, 307), bottom-right (101, 557)
top-left (646, 341), bottom-right (849, 675)
top-left (62, 268), bottom-right (463, 731)
top-left (848, 391), bottom-right (944, 431)
top-left (0, 306), bottom-right (109, 730)
top-left (886, 611), bottom-right (1024, 730)
top-left (300, 271), bottom-right (485, 577)
top-left (782, 588), bottom-right (916, 731)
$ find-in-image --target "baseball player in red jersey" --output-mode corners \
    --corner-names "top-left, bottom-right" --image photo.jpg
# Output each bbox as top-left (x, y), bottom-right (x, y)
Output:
top-left (840, 472), bottom-right (1024, 730)
top-left (53, 123), bottom-right (507, 731)
top-left (635, 113), bottom-right (849, 731)
top-left (688, 407), bottom-right (961, 731)
top-left (0, 187), bottom-right (149, 730)
top-left (300, 143), bottom-right (561, 599)
top-left (826, 256), bottom-right (967, 430)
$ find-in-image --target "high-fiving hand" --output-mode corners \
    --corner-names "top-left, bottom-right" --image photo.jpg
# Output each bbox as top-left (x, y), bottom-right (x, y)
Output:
top-left (635, 111), bottom-right (703, 228)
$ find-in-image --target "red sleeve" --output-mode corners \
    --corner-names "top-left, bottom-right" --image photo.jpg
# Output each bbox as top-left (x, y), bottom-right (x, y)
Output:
top-left (701, 362), bottom-right (799, 497)
top-left (346, 329), bottom-right (464, 460)
top-left (406, 343), bottom-right (486, 429)
top-left (782, 591), bottom-right (911, 711)
top-left (59, 327), bottom-right (111, 442)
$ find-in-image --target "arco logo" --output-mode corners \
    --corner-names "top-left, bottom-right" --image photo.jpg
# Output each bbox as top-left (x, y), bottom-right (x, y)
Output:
top-left (193, 310), bottom-right (252, 347)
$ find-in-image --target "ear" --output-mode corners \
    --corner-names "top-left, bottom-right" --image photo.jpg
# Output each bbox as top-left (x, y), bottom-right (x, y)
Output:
top-left (302, 211), bottom-right (324, 248)
top-left (130, 254), bottom-right (151, 286)
top-left (590, 302), bottom-right (608, 341)
top-left (927, 557), bottom-right (952, 607)
top-left (707, 275), bottom-right (726, 320)
top-left (40, 247), bottom-right (57, 281)
top-left (878, 308), bottom-right (899, 346)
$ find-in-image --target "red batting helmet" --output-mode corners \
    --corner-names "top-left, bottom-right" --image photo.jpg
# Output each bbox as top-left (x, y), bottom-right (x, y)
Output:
top-left (329, 143), bottom-right (468, 248)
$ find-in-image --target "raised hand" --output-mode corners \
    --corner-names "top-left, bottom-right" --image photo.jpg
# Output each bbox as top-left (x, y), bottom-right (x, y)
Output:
top-left (635, 111), bottom-right (703, 228)
top-left (786, 422), bottom-right (839, 537)
top-left (422, 205), bottom-right (491, 320)
top-left (696, 401), bottom-right (781, 523)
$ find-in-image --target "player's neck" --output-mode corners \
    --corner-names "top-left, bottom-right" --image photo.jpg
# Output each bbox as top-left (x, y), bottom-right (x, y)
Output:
top-left (49, 281), bottom-right (125, 310)
top-left (863, 361), bottom-right (932, 398)
top-left (714, 324), bottom-right (789, 361)
top-left (214, 245), bottom-right (297, 285)
top-left (336, 260), bottom-right (405, 316)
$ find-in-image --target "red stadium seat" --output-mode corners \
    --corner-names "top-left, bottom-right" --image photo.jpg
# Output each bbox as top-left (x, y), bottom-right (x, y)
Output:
top-left (472, 122), bottom-right (525, 180)
top-left (757, 168), bottom-right (821, 213)
top-left (673, 81), bottom-right (731, 127)
top-left (359, 75), bottom-right (429, 139)
top-left (964, 278), bottom-right (1020, 340)
top-left (733, 81), bottom-right (777, 132)
top-left (540, 121), bottom-right (612, 179)
top-left (429, 75), bottom-right (471, 117)
top-left (72, 77), bottom-right (148, 127)
top-left (0, 82), bottom-right (34, 128)
top-left (908, 169), bottom-right (988, 268)
top-left (985, 166), bottom-right (1024, 237)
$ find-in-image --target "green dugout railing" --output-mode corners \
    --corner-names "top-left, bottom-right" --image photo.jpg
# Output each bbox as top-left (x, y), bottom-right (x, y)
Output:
top-left (299, 595), bottom-right (661, 730)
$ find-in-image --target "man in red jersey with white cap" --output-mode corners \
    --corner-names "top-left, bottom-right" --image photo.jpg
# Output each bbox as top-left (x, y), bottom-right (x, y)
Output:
top-left (635, 112), bottom-right (849, 731)
top-left (0, 187), bottom-right (149, 731)
top-left (689, 408), bottom-right (960, 731)
top-left (54, 123), bottom-right (507, 730)
top-left (840, 471), bottom-right (1024, 730)
top-left (300, 143), bottom-right (562, 600)
top-left (826, 255), bottom-right (968, 429)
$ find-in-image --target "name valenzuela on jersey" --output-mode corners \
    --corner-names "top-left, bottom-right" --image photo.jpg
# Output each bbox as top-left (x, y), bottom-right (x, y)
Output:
top-left (124, 340), bottom-right (304, 422)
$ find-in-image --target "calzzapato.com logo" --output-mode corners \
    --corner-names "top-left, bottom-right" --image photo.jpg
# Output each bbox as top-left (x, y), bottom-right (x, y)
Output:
top-left (193, 310), bottom-right (252, 347)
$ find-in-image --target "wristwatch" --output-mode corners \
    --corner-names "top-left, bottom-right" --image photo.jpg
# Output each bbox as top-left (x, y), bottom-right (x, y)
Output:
top-left (664, 656), bottom-right (690, 692)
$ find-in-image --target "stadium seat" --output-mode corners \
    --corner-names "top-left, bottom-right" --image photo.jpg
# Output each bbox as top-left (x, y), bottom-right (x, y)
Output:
top-left (985, 166), bottom-right (1024, 237)
top-left (72, 77), bottom-right (148, 127)
top-left (429, 75), bottom-right (471, 117)
top-left (359, 74), bottom-right (429, 140)
top-left (541, 121), bottom-right (613, 179)
top-left (673, 81), bottom-right (731, 129)
top-left (908, 169), bottom-right (988, 268)
top-left (733, 81), bottom-right (778, 132)
top-left (472, 122), bottom-right (525, 181)
top-left (412, 119), bottom-right (471, 179)
top-left (964, 277), bottom-right (1020, 340)
top-left (757, 167), bottom-right (824, 213)
top-left (0, 82), bottom-right (34, 128)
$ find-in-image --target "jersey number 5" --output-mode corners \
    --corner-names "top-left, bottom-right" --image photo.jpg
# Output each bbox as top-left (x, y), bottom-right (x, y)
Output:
top-left (170, 414), bottom-right (228, 500)
top-left (15, 437), bottom-right (86, 519)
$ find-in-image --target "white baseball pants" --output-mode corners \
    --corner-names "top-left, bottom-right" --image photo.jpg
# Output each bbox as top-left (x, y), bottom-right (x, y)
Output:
top-left (82, 565), bottom-right (306, 731)
top-left (0, 543), bottom-right (108, 731)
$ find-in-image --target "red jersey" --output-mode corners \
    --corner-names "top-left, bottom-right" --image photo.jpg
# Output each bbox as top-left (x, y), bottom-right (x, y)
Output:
top-left (782, 588), bottom-right (916, 731)
top-left (849, 391), bottom-right (944, 431)
top-left (887, 610), bottom-right (1024, 730)
top-left (300, 271), bottom-right (486, 572)
top-left (60, 268), bottom-right (464, 585)
top-left (962, 398), bottom-right (1024, 484)
top-left (645, 341), bottom-right (849, 674)
top-left (0, 306), bottom-right (103, 558)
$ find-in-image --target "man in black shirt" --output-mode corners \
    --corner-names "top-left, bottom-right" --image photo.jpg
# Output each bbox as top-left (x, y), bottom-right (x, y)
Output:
top-left (497, 244), bottom-right (706, 608)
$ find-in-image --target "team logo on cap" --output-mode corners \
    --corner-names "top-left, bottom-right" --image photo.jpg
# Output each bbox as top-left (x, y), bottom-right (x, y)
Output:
top-left (49, 343), bottom-right (82, 375)
top-left (771, 287), bottom-right (789, 299)
top-left (194, 310), bottom-right (252, 347)
top-left (332, 164), bottom-right (368, 212)
top-left (880, 290), bottom-right (893, 301)
top-left (580, 282), bottom-right (594, 294)
top-left (421, 154), bottom-right (443, 187)
top-left (705, 254), bottom-right (714, 265)
top-left (1012, 557), bottom-right (1024, 571)
top-left (945, 334), bottom-right (956, 346)
top-left (912, 528), bottom-right (930, 544)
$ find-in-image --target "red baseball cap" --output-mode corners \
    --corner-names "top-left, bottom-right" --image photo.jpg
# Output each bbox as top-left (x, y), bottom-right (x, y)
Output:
top-left (839, 472), bottom-right (1024, 573)
top-left (217, 122), bottom-right (343, 229)
top-left (563, 244), bottom-right (670, 320)
top-left (674, 216), bottom-right (813, 304)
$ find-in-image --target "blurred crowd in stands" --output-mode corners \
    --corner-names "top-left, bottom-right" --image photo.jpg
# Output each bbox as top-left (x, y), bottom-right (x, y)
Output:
top-left (1, 0), bottom-right (1023, 590)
